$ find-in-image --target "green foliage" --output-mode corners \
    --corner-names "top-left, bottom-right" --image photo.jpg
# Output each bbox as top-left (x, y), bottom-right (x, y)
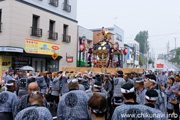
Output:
top-left (135, 31), bottom-right (149, 54)
top-left (148, 59), bottom-right (154, 64)
top-left (139, 54), bottom-right (145, 66)
top-left (170, 47), bottom-right (180, 64)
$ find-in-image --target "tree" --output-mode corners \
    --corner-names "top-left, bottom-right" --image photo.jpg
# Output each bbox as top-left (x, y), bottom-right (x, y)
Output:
top-left (139, 54), bottom-right (145, 66)
top-left (135, 31), bottom-right (149, 54)
top-left (170, 47), bottom-right (180, 64)
top-left (148, 59), bottom-right (154, 64)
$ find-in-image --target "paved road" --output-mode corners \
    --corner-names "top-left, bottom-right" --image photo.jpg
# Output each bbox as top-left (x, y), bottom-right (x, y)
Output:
top-left (149, 59), bottom-right (179, 72)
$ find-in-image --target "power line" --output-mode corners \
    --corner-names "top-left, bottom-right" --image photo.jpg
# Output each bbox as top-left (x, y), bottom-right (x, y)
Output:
top-left (125, 31), bottom-right (180, 40)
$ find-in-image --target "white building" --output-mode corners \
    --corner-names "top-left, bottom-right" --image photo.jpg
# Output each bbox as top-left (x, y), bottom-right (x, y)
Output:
top-left (0, 0), bottom-right (78, 74)
top-left (78, 26), bottom-right (93, 67)
top-left (124, 40), bottom-right (139, 68)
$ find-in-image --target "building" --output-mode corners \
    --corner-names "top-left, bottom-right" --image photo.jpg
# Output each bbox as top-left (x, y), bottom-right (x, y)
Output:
top-left (0, 0), bottom-right (78, 78)
top-left (123, 44), bottom-right (134, 68)
top-left (169, 49), bottom-right (176, 60)
top-left (78, 26), bottom-right (93, 67)
top-left (124, 40), bottom-right (139, 68)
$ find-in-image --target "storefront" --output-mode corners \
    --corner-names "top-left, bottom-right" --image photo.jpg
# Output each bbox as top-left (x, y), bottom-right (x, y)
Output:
top-left (0, 46), bottom-right (24, 81)
top-left (0, 39), bottom-right (62, 79)
top-left (24, 39), bottom-right (62, 72)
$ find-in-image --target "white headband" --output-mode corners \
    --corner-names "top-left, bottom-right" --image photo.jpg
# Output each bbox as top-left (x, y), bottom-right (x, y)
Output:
top-left (136, 79), bottom-right (144, 83)
top-left (6, 83), bottom-right (14, 86)
top-left (145, 95), bottom-right (158, 101)
top-left (147, 78), bottom-right (156, 83)
top-left (67, 79), bottom-right (78, 84)
top-left (93, 84), bottom-right (102, 89)
top-left (121, 87), bottom-right (135, 93)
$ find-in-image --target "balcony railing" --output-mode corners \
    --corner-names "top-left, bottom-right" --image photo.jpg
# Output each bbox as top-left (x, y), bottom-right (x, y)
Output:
top-left (49, 31), bottom-right (58, 40)
top-left (63, 3), bottom-right (71, 12)
top-left (62, 34), bottom-right (71, 43)
top-left (49, 0), bottom-right (59, 7)
top-left (31, 27), bottom-right (42, 37)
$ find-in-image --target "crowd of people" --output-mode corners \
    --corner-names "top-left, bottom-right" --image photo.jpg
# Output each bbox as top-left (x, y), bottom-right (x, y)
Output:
top-left (0, 68), bottom-right (180, 120)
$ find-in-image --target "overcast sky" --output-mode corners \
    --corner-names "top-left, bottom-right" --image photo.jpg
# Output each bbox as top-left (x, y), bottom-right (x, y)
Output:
top-left (77, 0), bottom-right (180, 56)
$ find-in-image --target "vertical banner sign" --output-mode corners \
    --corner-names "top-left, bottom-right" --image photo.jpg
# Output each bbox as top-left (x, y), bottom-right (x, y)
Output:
top-left (0, 56), bottom-right (12, 82)
top-left (127, 47), bottom-right (130, 60)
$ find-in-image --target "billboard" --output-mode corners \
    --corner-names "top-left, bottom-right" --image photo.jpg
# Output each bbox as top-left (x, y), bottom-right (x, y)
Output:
top-left (25, 39), bottom-right (60, 56)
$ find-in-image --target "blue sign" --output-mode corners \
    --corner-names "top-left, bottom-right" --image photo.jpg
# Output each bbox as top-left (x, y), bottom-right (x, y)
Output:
top-left (127, 47), bottom-right (130, 60)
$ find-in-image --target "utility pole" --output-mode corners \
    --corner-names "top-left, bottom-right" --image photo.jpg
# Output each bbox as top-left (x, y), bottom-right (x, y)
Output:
top-left (113, 17), bottom-right (118, 25)
top-left (167, 41), bottom-right (169, 60)
top-left (175, 37), bottom-right (177, 50)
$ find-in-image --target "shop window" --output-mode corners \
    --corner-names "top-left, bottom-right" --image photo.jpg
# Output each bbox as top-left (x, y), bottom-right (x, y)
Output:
top-left (47, 59), bottom-right (59, 72)
top-left (41, 61), bottom-right (43, 72)
top-left (35, 61), bottom-right (38, 72)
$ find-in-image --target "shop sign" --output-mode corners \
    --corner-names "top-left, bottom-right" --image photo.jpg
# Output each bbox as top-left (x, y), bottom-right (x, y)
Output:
top-left (25, 39), bottom-right (60, 55)
top-left (67, 57), bottom-right (73, 63)
top-left (52, 53), bottom-right (58, 60)
top-left (0, 47), bottom-right (23, 53)
top-left (0, 56), bottom-right (12, 82)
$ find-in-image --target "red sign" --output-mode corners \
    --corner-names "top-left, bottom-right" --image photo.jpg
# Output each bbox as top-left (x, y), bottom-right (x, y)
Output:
top-left (156, 64), bottom-right (164, 68)
top-left (51, 46), bottom-right (60, 50)
top-left (124, 48), bottom-right (127, 55)
top-left (67, 57), bottom-right (73, 63)
top-left (80, 44), bottom-right (85, 52)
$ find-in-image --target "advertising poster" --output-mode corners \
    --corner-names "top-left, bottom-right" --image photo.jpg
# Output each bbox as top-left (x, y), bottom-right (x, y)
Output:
top-left (25, 39), bottom-right (61, 56)
top-left (0, 56), bottom-right (12, 82)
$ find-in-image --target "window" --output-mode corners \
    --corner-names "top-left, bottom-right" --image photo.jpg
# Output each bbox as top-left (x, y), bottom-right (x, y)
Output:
top-left (31, 15), bottom-right (42, 37)
top-left (47, 59), bottom-right (59, 72)
top-left (49, 0), bottom-right (59, 7)
top-left (0, 9), bottom-right (2, 32)
top-left (63, 0), bottom-right (71, 12)
top-left (41, 61), bottom-right (43, 72)
top-left (62, 24), bottom-right (71, 43)
top-left (116, 34), bottom-right (122, 42)
top-left (49, 20), bottom-right (58, 40)
top-left (35, 61), bottom-right (38, 72)
top-left (63, 24), bottom-right (68, 35)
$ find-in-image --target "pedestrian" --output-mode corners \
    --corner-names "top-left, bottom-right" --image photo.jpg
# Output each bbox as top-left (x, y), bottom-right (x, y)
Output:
top-left (51, 72), bottom-right (62, 108)
top-left (144, 74), bottom-right (165, 113)
top-left (17, 73), bottom-right (28, 98)
top-left (88, 93), bottom-right (107, 120)
top-left (112, 82), bottom-right (150, 120)
top-left (161, 77), bottom-right (175, 115)
top-left (135, 78), bottom-right (147, 104)
top-left (15, 82), bottom-right (49, 116)
top-left (57, 78), bottom-right (92, 120)
top-left (86, 81), bottom-right (107, 99)
top-left (0, 80), bottom-right (18, 120)
top-left (78, 78), bottom-right (85, 91)
top-left (144, 89), bottom-right (165, 120)
top-left (15, 91), bottom-right (52, 120)
top-left (112, 70), bottom-right (125, 107)
top-left (34, 72), bottom-right (47, 94)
